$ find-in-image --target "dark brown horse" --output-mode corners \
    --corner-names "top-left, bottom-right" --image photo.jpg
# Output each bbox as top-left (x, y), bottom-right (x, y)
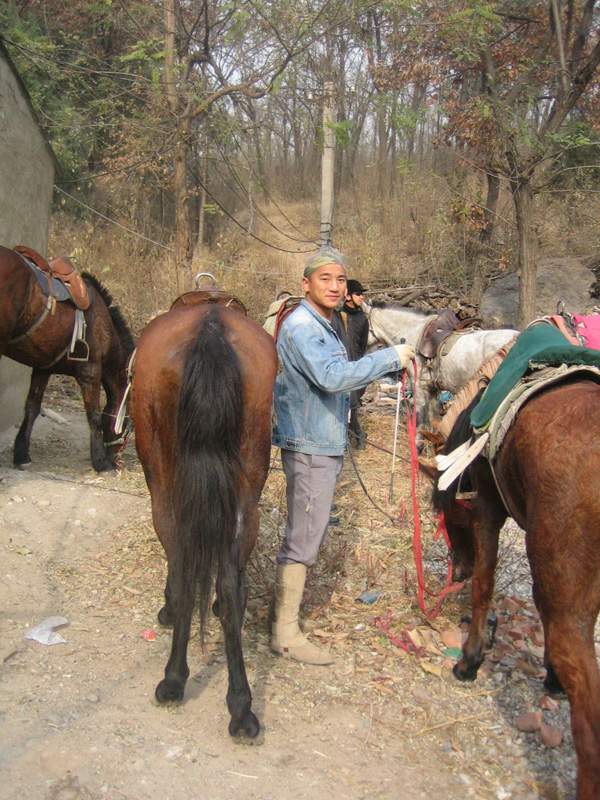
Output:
top-left (433, 380), bottom-right (600, 799)
top-left (132, 296), bottom-right (277, 738)
top-left (0, 245), bottom-right (135, 471)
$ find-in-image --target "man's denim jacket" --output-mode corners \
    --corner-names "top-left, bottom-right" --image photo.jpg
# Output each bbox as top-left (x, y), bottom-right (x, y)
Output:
top-left (273, 300), bottom-right (402, 456)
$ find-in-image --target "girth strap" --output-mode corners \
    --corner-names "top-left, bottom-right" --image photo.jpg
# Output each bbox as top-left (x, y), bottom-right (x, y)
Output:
top-left (9, 295), bottom-right (55, 344)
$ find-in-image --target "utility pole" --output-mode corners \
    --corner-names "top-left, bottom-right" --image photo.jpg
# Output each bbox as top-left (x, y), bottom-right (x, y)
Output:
top-left (320, 80), bottom-right (335, 246)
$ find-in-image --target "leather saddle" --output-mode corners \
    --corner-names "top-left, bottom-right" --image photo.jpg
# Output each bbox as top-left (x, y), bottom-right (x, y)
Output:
top-left (418, 308), bottom-right (481, 359)
top-left (14, 245), bottom-right (91, 310)
top-left (170, 289), bottom-right (247, 315)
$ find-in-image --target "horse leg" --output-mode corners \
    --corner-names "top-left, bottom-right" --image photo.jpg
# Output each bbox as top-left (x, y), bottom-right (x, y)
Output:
top-left (158, 564), bottom-right (175, 627)
top-left (75, 369), bottom-right (113, 472)
top-left (155, 584), bottom-right (193, 703)
top-left (543, 612), bottom-right (600, 798)
top-left (99, 368), bottom-right (123, 469)
top-left (13, 370), bottom-right (50, 469)
top-left (454, 497), bottom-right (504, 682)
top-left (530, 581), bottom-right (565, 695)
top-left (527, 525), bottom-right (600, 799)
top-left (147, 486), bottom-right (177, 627)
top-left (219, 513), bottom-right (259, 739)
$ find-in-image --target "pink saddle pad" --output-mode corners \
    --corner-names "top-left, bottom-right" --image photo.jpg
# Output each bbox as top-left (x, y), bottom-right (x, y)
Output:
top-left (573, 313), bottom-right (600, 350)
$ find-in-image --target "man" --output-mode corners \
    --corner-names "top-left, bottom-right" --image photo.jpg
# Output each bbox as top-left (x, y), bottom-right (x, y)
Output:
top-left (271, 247), bottom-right (414, 664)
top-left (341, 279), bottom-right (370, 448)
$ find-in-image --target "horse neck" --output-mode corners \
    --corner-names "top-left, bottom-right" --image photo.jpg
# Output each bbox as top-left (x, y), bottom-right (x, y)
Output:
top-left (369, 306), bottom-right (434, 347)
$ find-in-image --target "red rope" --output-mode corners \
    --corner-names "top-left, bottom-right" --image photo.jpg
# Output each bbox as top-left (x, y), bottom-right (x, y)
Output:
top-left (403, 360), bottom-right (465, 619)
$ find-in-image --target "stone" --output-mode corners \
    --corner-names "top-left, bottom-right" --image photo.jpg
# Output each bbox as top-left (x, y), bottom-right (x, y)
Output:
top-left (481, 257), bottom-right (595, 327)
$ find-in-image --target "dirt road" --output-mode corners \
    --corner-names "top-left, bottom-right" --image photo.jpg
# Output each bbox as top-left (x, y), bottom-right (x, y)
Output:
top-left (0, 397), bottom-right (583, 800)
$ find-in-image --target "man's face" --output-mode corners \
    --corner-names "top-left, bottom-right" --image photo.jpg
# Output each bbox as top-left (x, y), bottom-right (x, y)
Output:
top-left (346, 291), bottom-right (364, 308)
top-left (303, 263), bottom-right (347, 316)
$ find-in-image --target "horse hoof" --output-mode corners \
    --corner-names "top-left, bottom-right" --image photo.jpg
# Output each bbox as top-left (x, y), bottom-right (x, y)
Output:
top-left (95, 463), bottom-right (116, 474)
top-left (212, 599), bottom-right (220, 617)
top-left (155, 678), bottom-right (184, 704)
top-left (229, 711), bottom-right (260, 739)
top-left (453, 660), bottom-right (480, 682)
top-left (157, 606), bottom-right (174, 627)
top-left (15, 461), bottom-right (32, 471)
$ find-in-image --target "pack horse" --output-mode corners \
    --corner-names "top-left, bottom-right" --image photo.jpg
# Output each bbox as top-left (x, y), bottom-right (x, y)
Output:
top-left (0, 245), bottom-right (134, 471)
top-left (435, 378), bottom-right (600, 800)
top-left (132, 288), bottom-right (277, 738)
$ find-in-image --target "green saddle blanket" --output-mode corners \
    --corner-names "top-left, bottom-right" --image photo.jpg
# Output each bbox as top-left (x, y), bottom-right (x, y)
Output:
top-left (471, 323), bottom-right (600, 429)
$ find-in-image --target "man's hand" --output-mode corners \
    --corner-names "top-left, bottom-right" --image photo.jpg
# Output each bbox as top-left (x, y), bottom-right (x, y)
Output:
top-left (393, 343), bottom-right (416, 369)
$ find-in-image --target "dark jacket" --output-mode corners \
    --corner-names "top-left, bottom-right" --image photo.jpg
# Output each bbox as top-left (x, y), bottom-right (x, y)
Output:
top-left (340, 305), bottom-right (369, 361)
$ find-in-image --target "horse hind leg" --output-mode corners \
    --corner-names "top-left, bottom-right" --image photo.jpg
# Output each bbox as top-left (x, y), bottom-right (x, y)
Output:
top-left (155, 583), bottom-right (193, 703)
top-left (158, 566), bottom-right (175, 628)
top-left (218, 516), bottom-right (259, 739)
top-left (543, 613), bottom-right (600, 799)
top-left (13, 370), bottom-right (50, 469)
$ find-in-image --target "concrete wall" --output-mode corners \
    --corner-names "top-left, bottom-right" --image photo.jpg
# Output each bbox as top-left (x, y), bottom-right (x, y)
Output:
top-left (0, 45), bottom-right (55, 435)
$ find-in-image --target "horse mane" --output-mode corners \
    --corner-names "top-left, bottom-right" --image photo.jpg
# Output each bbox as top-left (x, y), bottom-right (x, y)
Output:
top-left (82, 272), bottom-right (135, 356)
top-left (432, 389), bottom-right (485, 511)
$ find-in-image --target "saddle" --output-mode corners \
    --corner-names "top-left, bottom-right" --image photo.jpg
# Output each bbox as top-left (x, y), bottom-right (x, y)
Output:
top-left (274, 296), bottom-right (303, 340)
top-left (418, 308), bottom-right (481, 359)
top-left (170, 289), bottom-right (247, 315)
top-left (14, 245), bottom-right (91, 310)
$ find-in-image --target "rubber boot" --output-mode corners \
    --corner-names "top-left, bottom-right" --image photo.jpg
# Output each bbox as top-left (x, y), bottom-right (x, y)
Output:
top-left (271, 563), bottom-right (334, 665)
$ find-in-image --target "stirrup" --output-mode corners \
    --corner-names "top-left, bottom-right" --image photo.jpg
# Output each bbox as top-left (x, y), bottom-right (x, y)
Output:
top-left (68, 339), bottom-right (90, 362)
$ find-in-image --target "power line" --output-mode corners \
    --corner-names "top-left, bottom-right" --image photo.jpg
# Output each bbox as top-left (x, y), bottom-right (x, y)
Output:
top-left (53, 185), bottom-right (308, 274)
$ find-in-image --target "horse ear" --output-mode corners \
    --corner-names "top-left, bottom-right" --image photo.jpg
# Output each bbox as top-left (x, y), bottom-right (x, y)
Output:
top-left (418, 458), bottom-right (438, 483)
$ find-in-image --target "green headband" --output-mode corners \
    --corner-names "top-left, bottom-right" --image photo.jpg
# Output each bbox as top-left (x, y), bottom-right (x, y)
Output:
top-left (303, 250), bottom-right (347, 278)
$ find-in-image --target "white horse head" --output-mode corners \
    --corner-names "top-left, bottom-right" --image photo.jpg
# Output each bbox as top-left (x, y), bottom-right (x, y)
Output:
top-left (363, 300), bottom-right (436, 348)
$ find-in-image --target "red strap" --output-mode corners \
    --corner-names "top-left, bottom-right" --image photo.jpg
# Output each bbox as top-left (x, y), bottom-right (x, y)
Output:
top-left (403, 360), bottom-right (464, 619)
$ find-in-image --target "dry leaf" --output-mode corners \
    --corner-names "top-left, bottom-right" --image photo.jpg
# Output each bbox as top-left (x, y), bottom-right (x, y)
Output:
top-left (421, 661), bottom-right (443, 678)
top-left (408, 628), bottom-right (425, 649)
top-left (441, 626), bottom-right (463, 650)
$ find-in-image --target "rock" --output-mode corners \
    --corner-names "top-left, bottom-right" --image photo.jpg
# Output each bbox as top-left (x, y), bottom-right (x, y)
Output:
top-left (481, 257), bottom-right (595, 327)
top-left (540, 722), bottom-right (563, 748)
top-left (514, 710), bottom-right (542, 732)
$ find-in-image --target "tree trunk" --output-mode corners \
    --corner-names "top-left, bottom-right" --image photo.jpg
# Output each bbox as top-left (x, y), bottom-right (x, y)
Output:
top-left (471, 170), bottom-right (500, 301)
top-left (173, 117), bottom-right (192, 292)
top-left (511, 176), bottom-right (537, 327)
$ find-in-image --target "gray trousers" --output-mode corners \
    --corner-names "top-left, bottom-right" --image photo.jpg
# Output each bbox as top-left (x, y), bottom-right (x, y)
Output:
top-left (277, 449), bottom-right (344, 567)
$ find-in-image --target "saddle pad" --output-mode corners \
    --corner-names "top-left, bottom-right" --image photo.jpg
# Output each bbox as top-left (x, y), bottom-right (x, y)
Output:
top-left (470, 322), bottom-right (600, 429)
top-left (23, 257), bottom-right (71, 302)
top-left (572, 313), bottom-right (600, 350)
top-left (485, 363), bottom-right (600, 462)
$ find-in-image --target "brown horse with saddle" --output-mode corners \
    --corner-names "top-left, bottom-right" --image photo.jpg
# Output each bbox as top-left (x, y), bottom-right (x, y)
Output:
top-left (432, 322), bottom-right (600, 799)
top-left (0, 244), bottom-right (134, 471)
top-left (131, 281), bottom-right (277, 738)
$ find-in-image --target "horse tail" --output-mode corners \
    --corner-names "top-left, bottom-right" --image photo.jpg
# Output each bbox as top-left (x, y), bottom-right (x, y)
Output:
top-left (173, 307), bottom-right (243, 639)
